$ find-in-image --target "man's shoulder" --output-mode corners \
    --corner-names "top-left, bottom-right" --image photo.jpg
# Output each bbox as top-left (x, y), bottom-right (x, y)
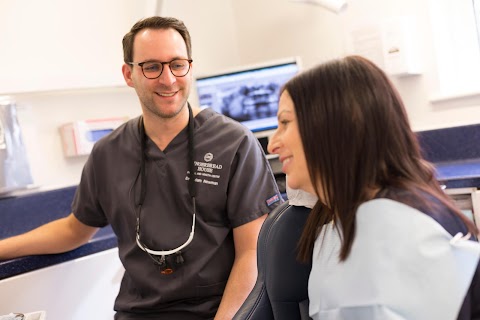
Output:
top-left (197, 108), bottom-right (253, 137)
top-left (91, 116), bottom-right (140, 155)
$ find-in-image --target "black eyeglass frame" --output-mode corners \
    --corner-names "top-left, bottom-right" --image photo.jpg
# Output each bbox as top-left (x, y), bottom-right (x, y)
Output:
top-left (128, 59), bottom-right (193, 79)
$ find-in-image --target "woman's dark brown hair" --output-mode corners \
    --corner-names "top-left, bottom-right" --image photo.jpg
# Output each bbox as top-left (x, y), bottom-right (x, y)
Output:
top-left (286, 55), bottom-right (478, 262)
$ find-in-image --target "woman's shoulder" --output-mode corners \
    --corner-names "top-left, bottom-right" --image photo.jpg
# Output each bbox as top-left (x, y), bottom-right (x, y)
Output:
top-left (374, 186), bottom-right (468, 236)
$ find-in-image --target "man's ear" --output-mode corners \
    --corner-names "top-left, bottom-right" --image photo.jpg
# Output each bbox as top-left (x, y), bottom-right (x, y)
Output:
top-left (122, 64), bottom-right (135, 88)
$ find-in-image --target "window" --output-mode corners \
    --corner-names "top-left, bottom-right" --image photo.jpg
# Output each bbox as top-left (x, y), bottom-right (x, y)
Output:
top-left (429, 0), bottom-right (480, 102)
top-left (474, 0), bottom-right (480, 45)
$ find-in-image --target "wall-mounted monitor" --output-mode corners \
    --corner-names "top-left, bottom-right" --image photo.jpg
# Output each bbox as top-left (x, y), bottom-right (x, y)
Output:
top-left (194, 58), bottom-right (300, 134)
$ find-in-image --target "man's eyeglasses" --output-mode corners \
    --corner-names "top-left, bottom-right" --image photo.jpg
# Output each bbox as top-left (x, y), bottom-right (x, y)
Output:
top-left (128, 59), bottom-right (193, 79)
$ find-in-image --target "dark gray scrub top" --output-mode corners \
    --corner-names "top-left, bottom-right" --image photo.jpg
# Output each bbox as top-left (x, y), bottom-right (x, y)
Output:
top-left (72, 108), bottom-right (283, 319)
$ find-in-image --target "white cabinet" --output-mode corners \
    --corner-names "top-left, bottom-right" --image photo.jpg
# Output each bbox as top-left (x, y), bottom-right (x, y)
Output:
top-left (0, 248), bottom-right (123, 320)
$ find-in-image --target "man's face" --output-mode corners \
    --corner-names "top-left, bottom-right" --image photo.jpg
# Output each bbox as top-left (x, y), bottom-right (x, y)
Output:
top-left (122, 28), bottom-right (192, 120)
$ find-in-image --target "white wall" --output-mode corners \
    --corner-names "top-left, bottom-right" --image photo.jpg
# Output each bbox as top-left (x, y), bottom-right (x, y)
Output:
top-left (3, 0), bottom-right (480, 191)
top-left (230, 0), bottom-right (480, 131)
top-left (14, 87), bottom-right (141, 190)
top-left (0, 0), bottom-right (156, 94)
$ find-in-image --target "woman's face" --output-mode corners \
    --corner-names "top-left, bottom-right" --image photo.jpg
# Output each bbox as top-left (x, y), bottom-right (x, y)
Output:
top-left (268, 91), bottom-right (315, 195)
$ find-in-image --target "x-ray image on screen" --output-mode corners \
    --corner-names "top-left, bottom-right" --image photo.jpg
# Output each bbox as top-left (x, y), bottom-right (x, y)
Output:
top-left (195, 59), bottom-right (300, 133)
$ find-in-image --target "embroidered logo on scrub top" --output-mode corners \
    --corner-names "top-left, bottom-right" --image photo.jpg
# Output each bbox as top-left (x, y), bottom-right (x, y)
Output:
top-left (185, 153), bottom-right (223, 186)
top-left (204, 153), bottom-right (213, 162)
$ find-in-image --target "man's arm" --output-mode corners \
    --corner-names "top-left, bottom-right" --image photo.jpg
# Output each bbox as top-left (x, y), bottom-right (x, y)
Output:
top-left (0, 213), bottom-right (98, 260)
top-left (214, 213), bottom-right (267, 320)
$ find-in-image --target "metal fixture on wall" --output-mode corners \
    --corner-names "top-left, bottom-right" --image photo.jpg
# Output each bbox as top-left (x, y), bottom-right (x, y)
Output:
top-left (290, 0), bottom-right (348, 14)
top-left (0, 96), bottom-right (33, 195)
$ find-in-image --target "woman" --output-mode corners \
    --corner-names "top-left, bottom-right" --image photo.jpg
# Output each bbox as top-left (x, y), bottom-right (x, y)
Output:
top-left (267, 55), bottom-right (480, 319)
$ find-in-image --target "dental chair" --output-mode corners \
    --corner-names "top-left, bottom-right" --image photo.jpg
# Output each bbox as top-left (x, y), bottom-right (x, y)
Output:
top-left (233, 201), bottom-right (313, 320)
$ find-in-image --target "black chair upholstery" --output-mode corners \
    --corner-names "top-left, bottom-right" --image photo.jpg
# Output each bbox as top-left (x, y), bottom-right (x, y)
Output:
top-left (233, 201), bottom-right (313, 320)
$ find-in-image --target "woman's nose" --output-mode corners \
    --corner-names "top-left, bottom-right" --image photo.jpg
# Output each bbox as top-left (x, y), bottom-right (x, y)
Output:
top-left (267, 130), bottom-right (280, 154)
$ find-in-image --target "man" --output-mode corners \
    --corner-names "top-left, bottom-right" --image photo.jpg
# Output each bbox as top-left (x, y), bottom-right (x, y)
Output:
top-left (0, 16), bottom-right (283, 319)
